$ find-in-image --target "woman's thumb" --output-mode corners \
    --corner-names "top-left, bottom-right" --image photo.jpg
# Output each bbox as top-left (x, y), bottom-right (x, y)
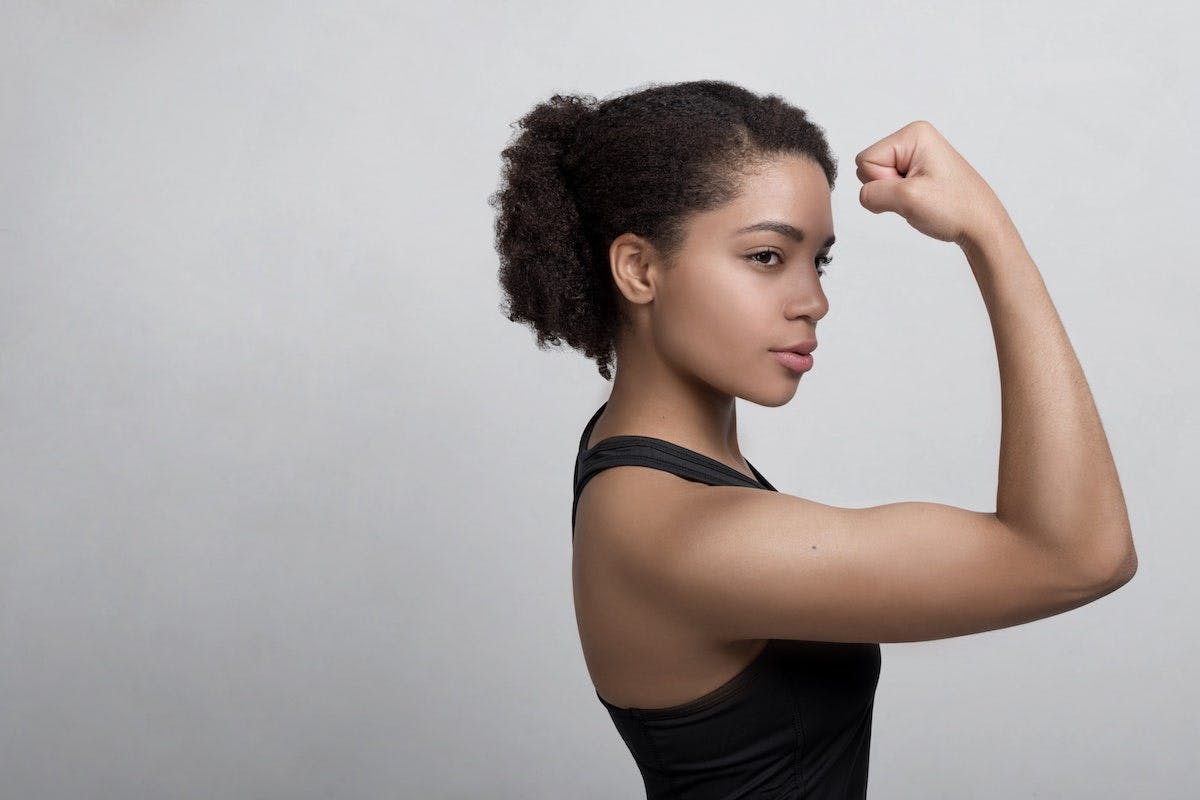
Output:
top-left (859, 176), bottom-right (908, 215)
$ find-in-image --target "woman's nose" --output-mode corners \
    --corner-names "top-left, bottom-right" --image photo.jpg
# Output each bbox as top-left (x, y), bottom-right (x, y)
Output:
top-left (783, 278), bottom-right (829, 322)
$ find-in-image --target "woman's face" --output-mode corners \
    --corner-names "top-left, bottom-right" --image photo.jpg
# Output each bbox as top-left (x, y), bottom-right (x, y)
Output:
top-left (650, 154), bottom-right (834, 406)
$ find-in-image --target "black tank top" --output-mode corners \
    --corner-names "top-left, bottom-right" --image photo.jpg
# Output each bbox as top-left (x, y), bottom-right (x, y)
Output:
top-left (573, 401), bottom-right (882, 799)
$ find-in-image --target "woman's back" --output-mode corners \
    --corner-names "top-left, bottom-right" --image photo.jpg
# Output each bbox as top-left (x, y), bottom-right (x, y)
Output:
top-left (572, 401), bottom-right (882, 799)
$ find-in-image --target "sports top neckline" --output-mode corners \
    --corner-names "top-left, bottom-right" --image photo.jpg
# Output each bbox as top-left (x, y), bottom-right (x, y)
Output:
top-left (578, 401), bottom-right (770, 490)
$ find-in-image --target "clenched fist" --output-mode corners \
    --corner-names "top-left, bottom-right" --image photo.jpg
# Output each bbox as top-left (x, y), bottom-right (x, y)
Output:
top-left (855, 120), bottom-right (1011, 249)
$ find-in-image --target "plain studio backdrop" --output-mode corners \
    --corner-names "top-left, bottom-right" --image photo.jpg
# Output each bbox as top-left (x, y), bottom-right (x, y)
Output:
top-left (2, 2), bottom-right (1196, 798)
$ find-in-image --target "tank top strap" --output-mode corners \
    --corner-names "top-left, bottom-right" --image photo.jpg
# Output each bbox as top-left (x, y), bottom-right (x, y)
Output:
top-left (572, 402), bottom-right (777, 535)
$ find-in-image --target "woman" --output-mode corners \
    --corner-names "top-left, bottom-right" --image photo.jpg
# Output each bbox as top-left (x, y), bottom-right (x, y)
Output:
top-left (490, 80), bottom-right (1137, 799)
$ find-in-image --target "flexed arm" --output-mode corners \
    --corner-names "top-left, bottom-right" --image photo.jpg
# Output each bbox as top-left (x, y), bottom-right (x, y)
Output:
top-left (857, 120), bottom-right (1137, 584)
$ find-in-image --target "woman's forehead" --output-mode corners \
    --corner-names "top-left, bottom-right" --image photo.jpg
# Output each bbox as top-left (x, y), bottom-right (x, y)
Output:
top-left (694, 169), bottom-right (834, 239)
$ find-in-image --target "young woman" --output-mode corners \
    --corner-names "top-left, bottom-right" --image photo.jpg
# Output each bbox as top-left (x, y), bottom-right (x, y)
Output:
top-left (490, 80), bottom-right (1137, 799)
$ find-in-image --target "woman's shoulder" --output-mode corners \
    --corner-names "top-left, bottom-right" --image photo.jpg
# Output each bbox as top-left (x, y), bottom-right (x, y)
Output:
top-left (574, 461), bottom-right (716, 552)
top-left (573, 466), bottom-right (768, 709)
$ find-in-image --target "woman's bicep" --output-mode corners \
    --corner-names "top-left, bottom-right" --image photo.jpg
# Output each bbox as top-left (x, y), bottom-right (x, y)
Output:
top-left (618, 488), bottom-right (1118, 644)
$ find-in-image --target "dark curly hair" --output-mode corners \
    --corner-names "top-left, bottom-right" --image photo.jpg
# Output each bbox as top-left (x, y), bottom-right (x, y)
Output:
top-left (489, 79), bottom-right (838, 381)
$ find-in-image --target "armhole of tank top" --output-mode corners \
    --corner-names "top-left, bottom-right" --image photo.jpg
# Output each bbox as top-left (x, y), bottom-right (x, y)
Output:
top-left (596, 639), bottom-right (776, 720)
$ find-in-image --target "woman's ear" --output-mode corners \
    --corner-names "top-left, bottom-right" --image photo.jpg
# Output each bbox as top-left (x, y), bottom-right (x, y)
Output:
top-left (608, 232), bottom-right (659, 307)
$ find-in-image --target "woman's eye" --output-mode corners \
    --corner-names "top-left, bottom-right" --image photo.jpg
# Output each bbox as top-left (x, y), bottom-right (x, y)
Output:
top-left (748, 250), bottom-right (782, 267)
top-left (749, 250), bottom-right (834, 278)
top-left (816, 254), bottom-right (833, 277)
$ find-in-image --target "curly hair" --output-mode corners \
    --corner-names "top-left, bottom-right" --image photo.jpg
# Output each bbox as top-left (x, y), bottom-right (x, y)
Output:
top-left (489, 79), bottom-right (838, 381)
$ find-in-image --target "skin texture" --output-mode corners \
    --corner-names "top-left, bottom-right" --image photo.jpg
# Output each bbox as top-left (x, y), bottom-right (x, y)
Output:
top-left (586, 154), bottom-right (833, 475)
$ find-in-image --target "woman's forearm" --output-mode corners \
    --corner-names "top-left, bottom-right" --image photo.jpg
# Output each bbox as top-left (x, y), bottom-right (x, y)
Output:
top-left (961, 213), bottom-right (1137, 585)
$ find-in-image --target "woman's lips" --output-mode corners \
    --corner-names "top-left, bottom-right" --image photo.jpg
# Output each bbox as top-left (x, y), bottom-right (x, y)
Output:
top-left (772, 350), bottom-right (814, 373)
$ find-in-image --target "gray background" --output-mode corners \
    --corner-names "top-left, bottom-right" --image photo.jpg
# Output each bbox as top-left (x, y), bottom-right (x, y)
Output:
top-left (2, 1), bottom-right (1196, 798)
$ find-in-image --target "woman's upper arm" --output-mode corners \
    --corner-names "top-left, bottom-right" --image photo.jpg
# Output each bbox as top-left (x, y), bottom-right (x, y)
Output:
top-left (613, 486), bottom-right (1128, 644)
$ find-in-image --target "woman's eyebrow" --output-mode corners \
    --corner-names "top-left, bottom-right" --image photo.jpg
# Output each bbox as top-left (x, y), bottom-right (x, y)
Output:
top-left (734, 221), bottom-right (836, 248)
